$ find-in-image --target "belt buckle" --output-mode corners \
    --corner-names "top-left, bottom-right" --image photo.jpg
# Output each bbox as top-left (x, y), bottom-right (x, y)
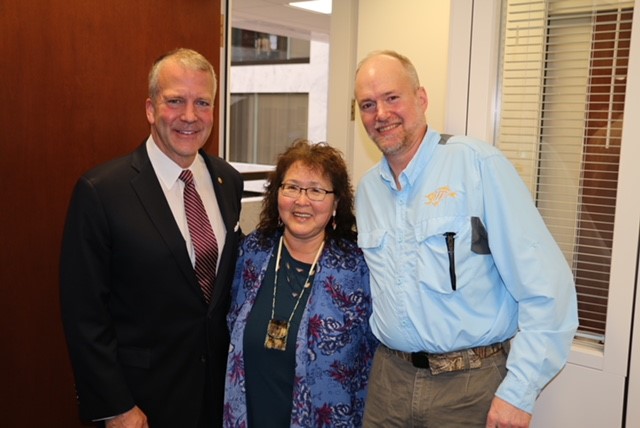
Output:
top-left (410, 352), bottom-right (430, 369)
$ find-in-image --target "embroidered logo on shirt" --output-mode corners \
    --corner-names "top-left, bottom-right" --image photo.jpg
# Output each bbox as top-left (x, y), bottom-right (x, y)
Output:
top-left (425, 186), bottom-right (457, 206)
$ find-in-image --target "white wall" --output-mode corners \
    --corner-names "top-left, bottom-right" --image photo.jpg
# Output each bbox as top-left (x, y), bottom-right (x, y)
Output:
top-left (619, 5), bottom-right (640, 426)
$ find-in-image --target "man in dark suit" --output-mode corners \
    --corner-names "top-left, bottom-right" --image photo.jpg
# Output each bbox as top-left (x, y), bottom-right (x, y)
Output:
top-left (60, 48), bottom-right (243, 428)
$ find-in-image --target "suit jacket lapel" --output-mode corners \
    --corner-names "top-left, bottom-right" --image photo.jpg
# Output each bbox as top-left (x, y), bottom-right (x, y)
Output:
top-left (129, 144), bottom-right (201, 296)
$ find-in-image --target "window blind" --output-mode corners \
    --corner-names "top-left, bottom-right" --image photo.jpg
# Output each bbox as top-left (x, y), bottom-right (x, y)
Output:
top-left (497, 0), bottom-right (633, 343)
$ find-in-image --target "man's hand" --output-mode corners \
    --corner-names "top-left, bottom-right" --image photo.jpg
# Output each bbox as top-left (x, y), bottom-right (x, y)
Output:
top-left (105, 406), bottom-right (149, 428)
top-left (486, 396), bottom-right (532, 428)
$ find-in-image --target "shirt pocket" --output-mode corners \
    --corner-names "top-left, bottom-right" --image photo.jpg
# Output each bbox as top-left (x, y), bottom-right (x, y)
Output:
top-left (358, 228), bottom-right (388, 296)
top-left (358, 228), bottom-right (386, 250)
top-left (414, 216), bottom-right (471, 295)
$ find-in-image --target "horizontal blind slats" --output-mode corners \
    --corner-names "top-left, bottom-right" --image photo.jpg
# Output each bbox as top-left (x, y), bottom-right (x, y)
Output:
top-left (499, 0), bottom-right (633, 342)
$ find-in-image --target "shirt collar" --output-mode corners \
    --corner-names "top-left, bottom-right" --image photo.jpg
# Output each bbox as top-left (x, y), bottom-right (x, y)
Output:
top-left (146, 136), bottom-right (205, 190)
top-left (378, 129), bottom-right (442, 189)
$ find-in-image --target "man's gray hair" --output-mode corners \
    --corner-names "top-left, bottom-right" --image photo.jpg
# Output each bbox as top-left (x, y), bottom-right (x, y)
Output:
top-left (148, 48), bottom-right (217, 99)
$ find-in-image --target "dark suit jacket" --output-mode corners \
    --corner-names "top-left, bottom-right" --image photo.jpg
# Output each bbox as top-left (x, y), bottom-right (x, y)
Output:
top-left (60, 143), bottom-right (243, 427)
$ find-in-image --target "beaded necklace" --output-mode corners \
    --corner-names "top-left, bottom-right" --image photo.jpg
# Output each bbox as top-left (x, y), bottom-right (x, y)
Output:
top-left (264, 235), bottom-right (324, 351)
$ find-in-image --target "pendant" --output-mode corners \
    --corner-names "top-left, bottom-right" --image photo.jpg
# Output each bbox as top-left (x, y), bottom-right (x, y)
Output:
top-left (265, 319), bottom-right (289, 351)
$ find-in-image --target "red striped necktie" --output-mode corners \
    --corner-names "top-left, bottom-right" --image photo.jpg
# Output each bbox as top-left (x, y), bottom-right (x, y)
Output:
top-left (179, 169), bottom-right (218, 304)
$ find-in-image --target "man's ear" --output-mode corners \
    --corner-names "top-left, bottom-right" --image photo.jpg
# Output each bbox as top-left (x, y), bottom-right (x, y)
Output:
top-left (145, 98), bottom-right (156, 124)
top-left (417, 86), bottom-right (428, 110)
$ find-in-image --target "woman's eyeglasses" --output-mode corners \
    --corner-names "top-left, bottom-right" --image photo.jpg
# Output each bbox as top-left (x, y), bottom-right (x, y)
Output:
top-left (279, 183), bottom-right (334, 201)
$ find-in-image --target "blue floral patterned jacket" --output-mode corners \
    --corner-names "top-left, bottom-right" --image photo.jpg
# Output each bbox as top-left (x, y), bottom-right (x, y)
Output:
top-left (224, 231), bottom-right (378, 428)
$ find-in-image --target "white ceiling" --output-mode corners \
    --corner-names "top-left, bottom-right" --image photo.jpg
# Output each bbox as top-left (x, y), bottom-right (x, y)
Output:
top-left (231, 0), bottom-right (331, 42)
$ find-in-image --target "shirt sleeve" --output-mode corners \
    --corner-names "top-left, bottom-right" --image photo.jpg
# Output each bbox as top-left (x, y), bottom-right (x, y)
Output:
top-left (480, 153), bottom-right (579, 413)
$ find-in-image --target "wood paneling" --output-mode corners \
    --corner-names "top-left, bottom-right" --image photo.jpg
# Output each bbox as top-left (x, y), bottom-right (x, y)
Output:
top-left (0, 1), bottom-right (221, 425)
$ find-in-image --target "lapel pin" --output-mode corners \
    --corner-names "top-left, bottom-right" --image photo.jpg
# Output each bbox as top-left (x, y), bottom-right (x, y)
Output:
top-left (217, 177), bottom-right (223, 184)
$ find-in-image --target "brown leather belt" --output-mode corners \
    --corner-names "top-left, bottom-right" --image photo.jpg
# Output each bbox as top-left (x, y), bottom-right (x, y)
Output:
top-left (383, 340), bottom-right (509, 375)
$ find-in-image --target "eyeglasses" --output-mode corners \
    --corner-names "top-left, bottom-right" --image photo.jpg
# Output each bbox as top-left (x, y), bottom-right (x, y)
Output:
top-left (279, 183), bottom-right (335, 201)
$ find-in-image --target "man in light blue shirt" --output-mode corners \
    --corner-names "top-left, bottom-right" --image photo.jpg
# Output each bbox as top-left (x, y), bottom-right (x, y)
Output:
top-left (354, 50), bottom-right (578, 428)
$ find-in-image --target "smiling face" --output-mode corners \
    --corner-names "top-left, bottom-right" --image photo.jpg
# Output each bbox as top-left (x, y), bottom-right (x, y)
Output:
top-left (355, 54), bottom-right (428, 160)
top-left (145, 59), bottom-right (215, 168)
top-left (278, 161), bottom-right (337, 247)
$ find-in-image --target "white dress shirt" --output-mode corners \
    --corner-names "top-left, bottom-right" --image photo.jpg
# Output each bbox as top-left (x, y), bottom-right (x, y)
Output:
top-left (146, 137), bottom-right (226, 270)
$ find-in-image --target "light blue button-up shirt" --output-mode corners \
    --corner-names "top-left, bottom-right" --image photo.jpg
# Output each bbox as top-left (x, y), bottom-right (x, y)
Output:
top-left (355, 129), bottom-right (578, 412)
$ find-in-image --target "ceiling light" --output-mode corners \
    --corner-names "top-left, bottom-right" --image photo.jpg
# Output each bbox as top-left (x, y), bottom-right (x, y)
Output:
top-left (288, 0), bottom-right (332, 15)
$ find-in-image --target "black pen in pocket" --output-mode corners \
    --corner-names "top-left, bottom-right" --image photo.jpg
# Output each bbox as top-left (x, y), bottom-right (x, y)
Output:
top-left (443, 232), bottom-right (456, 291)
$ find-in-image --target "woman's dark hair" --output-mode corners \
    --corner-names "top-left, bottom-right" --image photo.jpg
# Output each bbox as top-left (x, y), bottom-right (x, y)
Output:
top-left (256, 140), bottom-right (357, 245)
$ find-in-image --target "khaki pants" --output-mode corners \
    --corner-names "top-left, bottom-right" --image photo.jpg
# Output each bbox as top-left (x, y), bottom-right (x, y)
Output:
top-left (363, 345), bottom-right (508, 428)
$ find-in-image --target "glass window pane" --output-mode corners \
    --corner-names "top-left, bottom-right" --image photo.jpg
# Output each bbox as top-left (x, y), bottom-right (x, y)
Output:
top-left (229, 93), bottom-right (309, 164)
top-left (231, 28), bottom-right (310, 65)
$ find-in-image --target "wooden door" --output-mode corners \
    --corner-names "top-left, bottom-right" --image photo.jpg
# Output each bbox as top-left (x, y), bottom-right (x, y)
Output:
top-left (0, 1), bottom-right (221, 425)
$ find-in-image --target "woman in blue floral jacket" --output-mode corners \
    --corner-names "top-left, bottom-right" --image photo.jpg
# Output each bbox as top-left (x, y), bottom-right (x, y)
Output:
top-left (224, 141), bottom-right (378, 428)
